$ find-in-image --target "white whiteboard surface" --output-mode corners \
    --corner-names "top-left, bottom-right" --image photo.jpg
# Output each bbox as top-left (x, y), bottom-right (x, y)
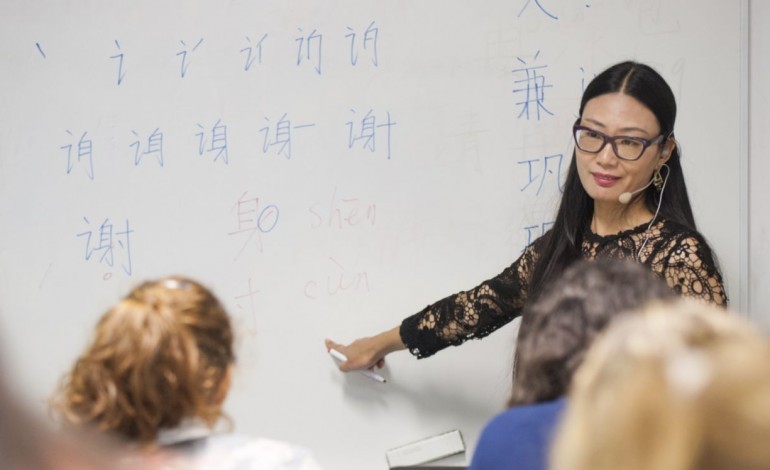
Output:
top-left (0, 2), bottom-right (741, 469)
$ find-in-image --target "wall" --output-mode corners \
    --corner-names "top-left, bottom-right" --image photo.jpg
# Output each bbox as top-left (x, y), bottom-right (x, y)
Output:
top-left (750, 1), bottom-right (770, 326)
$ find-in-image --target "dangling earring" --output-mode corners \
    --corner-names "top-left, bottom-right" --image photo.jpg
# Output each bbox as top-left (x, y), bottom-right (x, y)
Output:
top-left (653, 167), bottom-right (664, 191)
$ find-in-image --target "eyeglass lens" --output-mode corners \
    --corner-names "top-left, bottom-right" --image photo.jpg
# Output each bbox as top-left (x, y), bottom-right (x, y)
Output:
top-left (575, 129), bottom-right (648, 160)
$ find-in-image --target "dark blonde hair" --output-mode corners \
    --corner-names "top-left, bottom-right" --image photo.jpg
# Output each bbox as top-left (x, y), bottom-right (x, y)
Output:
top-left (52, 276), bottom-right (234, 445)
top-left (551, 301), bottom-right (770, 470)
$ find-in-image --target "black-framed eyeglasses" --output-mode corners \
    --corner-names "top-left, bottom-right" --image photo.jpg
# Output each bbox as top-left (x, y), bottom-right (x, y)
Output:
top-left (573, 120), bottom-right (666, 161)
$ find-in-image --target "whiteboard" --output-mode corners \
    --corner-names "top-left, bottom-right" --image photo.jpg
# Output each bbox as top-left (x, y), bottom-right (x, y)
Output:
top-left (0, 1), bottom-right (742, 469)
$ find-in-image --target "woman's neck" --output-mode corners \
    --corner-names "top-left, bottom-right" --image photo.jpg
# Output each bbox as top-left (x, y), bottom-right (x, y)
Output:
top-left (591, 200), bottom-right (654, 236)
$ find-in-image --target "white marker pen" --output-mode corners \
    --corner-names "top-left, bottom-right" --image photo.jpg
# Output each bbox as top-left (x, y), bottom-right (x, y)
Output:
top-left (328, 348), bottom-right (387, 383)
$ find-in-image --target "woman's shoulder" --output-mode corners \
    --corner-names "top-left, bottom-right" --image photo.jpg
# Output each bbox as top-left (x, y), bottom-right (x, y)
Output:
top-left (164, 433), bottom-right (323, 470)
top-left (656, 218), bottom-right (700, 236)
top-left (483, 398), bottom-right (567, 434)
top-left (472, 398), bottom-right (567, 468)
top-left (653, 219), bottom-right (715, 251)
top-left (653, 219), bottom-right (728, 306)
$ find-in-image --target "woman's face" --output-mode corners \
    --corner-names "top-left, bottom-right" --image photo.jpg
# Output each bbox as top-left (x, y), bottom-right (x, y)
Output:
top-left (575, 93), bottom-right (670, 208)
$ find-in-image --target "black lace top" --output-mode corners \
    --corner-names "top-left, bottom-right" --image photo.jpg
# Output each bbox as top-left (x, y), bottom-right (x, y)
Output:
top-left (400, 218), bottom-right (727, 359)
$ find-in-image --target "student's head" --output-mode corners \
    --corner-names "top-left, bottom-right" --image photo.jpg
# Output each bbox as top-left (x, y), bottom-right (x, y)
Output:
top-left (509, 259), bottom-right (676, 406)
top-left (551, 301), bottom-right (770, 470)
top-left (52, 276), bottom-right (235, 446)
top-left (528, 61), bottom-right (696, 300)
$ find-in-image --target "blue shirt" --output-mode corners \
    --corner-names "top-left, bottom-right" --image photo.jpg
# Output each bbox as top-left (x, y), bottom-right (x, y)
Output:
top-left (469, 397), bottom-right (566, 470)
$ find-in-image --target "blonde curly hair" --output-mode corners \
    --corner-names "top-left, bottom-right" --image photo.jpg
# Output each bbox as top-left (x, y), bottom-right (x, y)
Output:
top-left (551, 300), bottom-right (770, 470)
top-left (51, 276), bottom-right (234, 445)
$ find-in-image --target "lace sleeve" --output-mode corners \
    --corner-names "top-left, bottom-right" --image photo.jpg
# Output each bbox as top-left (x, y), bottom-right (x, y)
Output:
top-left (660, 233), bottom-right (728, 307)
top-left (399, 242), bottom-right (539, 359)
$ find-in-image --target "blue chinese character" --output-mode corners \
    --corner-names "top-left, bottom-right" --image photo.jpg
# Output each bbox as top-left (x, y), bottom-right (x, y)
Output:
top-left (77, 217), bottom-right (134, 276)
top-left (518, 153), bottom-right (564, 195)
top-left (110, 40), bottom-right (126, 85)
top-left (512, 51), bottom-right (554, 120)
top-left (260, 113), bottom-right (315, 160)
top-left (196, 119), bottom-right (229, 164)
top-left (241, 34), bottom-right (268, 71)
top-left (177, 38), bottom-right (204, 78)
top-left (130, 128), bottom-right (164, 167)
top-left (346, 21), bottom-right (379, 66)
top-left (61, 130), bottom-right (94, 180)
top-left (295, 28), bottom-right (323, 75)
top-left (518, 0), bottom-right (558, 20)
top-left (346, 109), bottom-right (396, 160)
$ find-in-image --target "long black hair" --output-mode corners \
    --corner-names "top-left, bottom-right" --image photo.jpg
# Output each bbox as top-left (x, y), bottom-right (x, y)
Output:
top-left (526, 61), bottom-right (697, 302)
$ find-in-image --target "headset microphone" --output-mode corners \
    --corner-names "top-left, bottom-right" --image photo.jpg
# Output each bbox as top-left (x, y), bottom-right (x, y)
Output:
top-left (618, 179), bottom-right (654, 204)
